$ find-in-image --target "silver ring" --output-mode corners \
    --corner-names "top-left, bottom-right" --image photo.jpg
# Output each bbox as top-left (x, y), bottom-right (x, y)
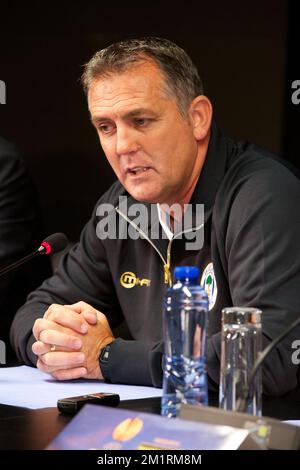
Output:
top-left (50, 345), bottom-right (56, 352)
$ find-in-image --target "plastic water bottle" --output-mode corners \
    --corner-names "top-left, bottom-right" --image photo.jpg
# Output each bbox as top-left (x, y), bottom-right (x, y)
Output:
top-left (161, 266), bottom-right (209, 418)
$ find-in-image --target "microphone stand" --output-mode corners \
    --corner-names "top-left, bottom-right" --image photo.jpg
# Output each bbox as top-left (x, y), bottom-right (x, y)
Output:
top-left (0, 233), bottom-right (67, 279)
top-left (0, 246), bottom-right (46, 278)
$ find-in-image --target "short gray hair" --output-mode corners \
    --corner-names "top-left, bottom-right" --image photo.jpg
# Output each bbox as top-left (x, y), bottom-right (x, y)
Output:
top-left (81, 37), bottom-right (204, 115)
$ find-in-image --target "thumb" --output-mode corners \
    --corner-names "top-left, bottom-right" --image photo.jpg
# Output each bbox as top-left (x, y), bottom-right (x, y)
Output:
top-left (82, 311), bottom-right (98, 325)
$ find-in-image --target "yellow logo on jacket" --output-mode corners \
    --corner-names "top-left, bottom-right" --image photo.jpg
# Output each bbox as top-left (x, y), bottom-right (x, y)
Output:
top-left (120, 272), bottom-right (151, 288)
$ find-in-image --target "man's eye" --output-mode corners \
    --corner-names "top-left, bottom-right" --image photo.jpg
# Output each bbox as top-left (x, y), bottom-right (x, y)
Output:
top-left (135, 118), bottom-right (149, 126)
top-left (99, 124), bottom-right (114, 134)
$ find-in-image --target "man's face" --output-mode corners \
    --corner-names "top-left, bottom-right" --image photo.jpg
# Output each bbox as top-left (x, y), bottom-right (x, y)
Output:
top-left (88, 61), bottom-right (200, 205)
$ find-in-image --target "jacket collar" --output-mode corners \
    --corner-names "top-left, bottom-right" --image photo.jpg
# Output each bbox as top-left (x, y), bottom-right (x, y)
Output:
top-left (190, 120), bottom-right (231, 214)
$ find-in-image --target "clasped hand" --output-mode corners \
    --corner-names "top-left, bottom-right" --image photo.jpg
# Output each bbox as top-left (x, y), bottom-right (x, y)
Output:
top-left (32, 301), bottom-right (114, 380)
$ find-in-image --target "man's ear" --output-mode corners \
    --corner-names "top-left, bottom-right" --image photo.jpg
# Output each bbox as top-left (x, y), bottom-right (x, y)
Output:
top-left (189, 96), bottom-right (213, 141)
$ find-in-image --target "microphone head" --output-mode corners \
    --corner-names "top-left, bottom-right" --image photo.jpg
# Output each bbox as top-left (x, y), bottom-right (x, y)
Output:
top-left (40, 233), bottom-right (69, 255)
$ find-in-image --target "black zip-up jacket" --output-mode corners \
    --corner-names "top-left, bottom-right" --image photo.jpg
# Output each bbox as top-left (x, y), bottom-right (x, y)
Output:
top-left (10, 123), bottom-right (300, 396)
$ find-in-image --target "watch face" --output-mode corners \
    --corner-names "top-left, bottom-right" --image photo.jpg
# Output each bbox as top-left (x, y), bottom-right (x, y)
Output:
top-left (99, 344), bottom-right (112, 382)
top-left (100, 345), bottom-right (111, 363)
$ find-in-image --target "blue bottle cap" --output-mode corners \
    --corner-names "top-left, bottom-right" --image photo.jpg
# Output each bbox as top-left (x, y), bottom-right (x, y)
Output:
top-left (173, 266), bottom-right (200, 281)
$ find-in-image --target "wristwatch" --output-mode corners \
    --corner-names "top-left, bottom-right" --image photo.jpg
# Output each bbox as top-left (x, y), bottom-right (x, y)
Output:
top-left (99, 343), bottom-right (112, 382)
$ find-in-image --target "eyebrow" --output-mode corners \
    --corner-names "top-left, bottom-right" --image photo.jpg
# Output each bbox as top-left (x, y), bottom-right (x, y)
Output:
top-left (91, 108), bottom-right (157, 126)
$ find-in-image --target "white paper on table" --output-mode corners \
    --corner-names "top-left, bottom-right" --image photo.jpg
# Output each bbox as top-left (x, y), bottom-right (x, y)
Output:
top-left (283, 420), bottom-right (300, 427)
top-left (0, 365), bottom-right (162, 409)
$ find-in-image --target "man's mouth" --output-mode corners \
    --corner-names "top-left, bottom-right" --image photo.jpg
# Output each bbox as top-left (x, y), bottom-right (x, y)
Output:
top-left (127, 166), bottom-right (151, 176)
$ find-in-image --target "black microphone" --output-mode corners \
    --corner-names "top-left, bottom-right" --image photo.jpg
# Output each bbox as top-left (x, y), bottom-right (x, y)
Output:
top-left (0, 232), bottom-right (68, 278)
top-left (38, 232), bottom-right (68, 255)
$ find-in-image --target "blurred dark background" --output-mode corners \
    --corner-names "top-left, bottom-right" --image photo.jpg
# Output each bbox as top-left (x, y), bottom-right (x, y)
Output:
top-left (0, 0), bottom-right (299, 242)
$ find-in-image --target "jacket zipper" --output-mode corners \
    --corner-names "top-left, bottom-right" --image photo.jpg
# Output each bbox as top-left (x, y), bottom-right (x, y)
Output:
top-left (165, 223), bottom-right (204, 286)
top-left (116, 207), bottom-right (203, 287)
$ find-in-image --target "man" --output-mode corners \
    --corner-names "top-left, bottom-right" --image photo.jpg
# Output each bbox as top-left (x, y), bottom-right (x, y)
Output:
top-left (10, 38), bottom-right (300, 395)
top-left (0, 136), bottom-right (51, 362)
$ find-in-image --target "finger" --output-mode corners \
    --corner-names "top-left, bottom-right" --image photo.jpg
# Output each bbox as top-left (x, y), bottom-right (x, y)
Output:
top-left (64, 301), bottom-right (95, 314)
top-left (38, 329), bottom-right (82, 350)
top-left (36, 357), bottom-right (66, 374)
top-left (32, 341), bottom-right (51, 356)
top-left (52, 367), bottom-right (87, 381)
top-left (41, 351), bottom-right (85, 368)
top-left (36, 358), bottom-right (87, 377)
top-left (65, 302), bottom-right (98, 326)
top-left (33, 318), bottom-right (60, 341)
top-left (32, 340), bottom-right (72, 356)
top-left (37, 357), bottom-right (60, 374)
top-left (44, 304), bottom-right (88, 334)
top-left (65, 302), bottom-right (98, 325)
top-left (37, 356), bottom-right (62, 373)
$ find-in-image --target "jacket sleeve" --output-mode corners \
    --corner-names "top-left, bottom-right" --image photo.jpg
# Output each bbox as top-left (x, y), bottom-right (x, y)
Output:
top-left (211, 162), bottom-right (300, 396)
top-left (106, 339), bottom-right (218, 390)
top-left (0, 141), bottom-right (36, 297)
top-left (10, 202), bottom-right (124, 365)
top-left (107, 339), bottom-right (163, 387)
top-left (0, 138), bottom-right (51, 351)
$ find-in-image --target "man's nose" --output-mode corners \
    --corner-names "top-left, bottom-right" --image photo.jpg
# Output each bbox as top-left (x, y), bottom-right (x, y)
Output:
top-left (116, 127), bottom-right (140, 156)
